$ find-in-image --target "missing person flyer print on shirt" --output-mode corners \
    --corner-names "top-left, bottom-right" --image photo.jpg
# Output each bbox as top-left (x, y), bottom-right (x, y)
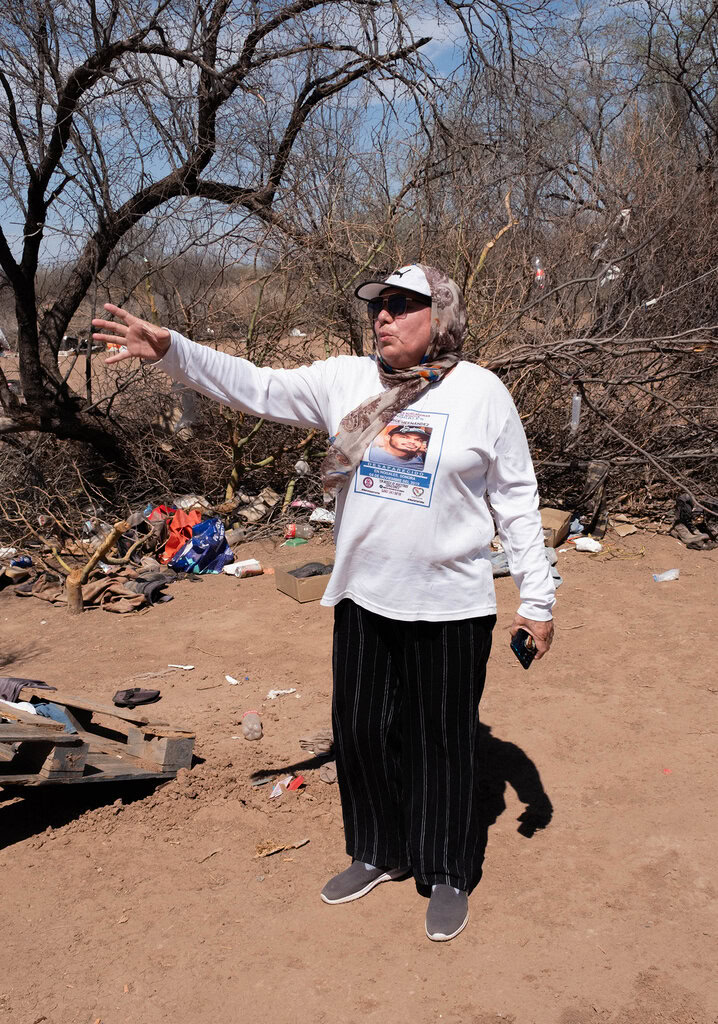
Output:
top-left (355, 410), bottom-right (448, 507)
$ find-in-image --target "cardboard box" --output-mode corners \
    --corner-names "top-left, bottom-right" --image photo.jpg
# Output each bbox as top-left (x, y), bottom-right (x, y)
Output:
top-left (275, 564), bottom-right (332, 603)
top-left (540, 507), bottom-right (571, 548)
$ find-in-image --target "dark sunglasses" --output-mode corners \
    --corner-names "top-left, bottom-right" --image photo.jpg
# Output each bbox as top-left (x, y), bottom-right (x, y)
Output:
top-left (367, 294), bottom-right (430, 320)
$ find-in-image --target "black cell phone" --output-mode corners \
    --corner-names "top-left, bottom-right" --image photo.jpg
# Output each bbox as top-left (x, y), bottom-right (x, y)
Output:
top-left (510, 628), bottom-right (537, 670)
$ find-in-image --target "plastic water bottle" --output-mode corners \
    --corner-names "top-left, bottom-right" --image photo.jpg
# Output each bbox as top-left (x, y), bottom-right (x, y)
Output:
top-left (570, 394), bottom-right (582, 432)
top-left (533, 256), bottom-right (545, 288)
top-left (285, 523), bottom-right (314, 540)
top-left (241, 711), bottom-right (263, 740)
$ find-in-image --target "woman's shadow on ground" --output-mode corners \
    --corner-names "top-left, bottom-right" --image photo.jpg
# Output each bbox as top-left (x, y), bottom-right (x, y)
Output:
top-left (418, 721), bottom-right (553, 897)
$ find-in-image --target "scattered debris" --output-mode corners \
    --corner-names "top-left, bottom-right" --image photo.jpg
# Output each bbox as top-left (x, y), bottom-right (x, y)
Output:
top-left (198, 848), bottom-right (222, 864)
top-left (299, 728), bottom-right (334, 755)
top-left (669, 494), bottom-right (716, 549)
top-left (224, 527), bottom-right (246, 546)
top-left (267, 774), bottom-right (306, 797)
top-left (237, 486), bottom-right (280, 524)
top-left (284, 523), bottom-right (314, 540)
top-left (319, 761), bottom-right (337, 784)
top-left (223, 558), bottom-right (263, 578)
top-left (540, 508), bottom-right (571, 548)
top-left (652, 569), bottom-right (679, 582)
top-left (241, 711), bottom-right (263, 740)
top-left (269, 775), bottom-right (293, 798)
top-left (174, 494), bottom-right (212, 512)
top-left (226, 675), bottom-right (240, 685)
top-left (614, 523), bottom-right (637, 537)
top-left (275, 565), bottom-right (331, 602)
top-left (113, 688), bottom-right (161, 708)
top-left (574, 537), bottom-right (603, 553)
top-left (266, 688), bottom-right (297, 699)
top-left (251, 771), bottom-right (279, 787)
top-left (256, 837), bottom-right (309, 858)
top-left (168, 516), bottom-right (234, 574)
top-left (309, 507), bottom-right (335, 525)
top-left (168, 664), bottom-right (194, 670)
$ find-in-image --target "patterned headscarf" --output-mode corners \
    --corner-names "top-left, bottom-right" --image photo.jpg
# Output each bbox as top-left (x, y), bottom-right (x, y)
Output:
top-left (320, 265), bottom-right (467, 493)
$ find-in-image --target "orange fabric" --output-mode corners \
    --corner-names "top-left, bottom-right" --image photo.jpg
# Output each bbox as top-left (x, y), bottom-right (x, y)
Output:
top-left (160, 509), bottom-right (201, 564)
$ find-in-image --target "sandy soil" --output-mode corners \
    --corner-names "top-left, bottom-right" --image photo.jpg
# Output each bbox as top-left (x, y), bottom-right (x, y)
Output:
top-left (1, 528), bottom-right (716, 1024)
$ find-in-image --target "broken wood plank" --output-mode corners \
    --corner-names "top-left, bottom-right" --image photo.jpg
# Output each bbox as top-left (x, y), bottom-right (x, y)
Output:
top-left (0, 724), bottom-right (80, 744)
top-left (82, 751), bottom-right (176, 780)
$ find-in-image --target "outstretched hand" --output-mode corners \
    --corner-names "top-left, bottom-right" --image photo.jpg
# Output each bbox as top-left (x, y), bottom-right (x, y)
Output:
top-left (509, 613), bottom-right (554, 660)
top-left (92, 303), bottom-right (171, 364)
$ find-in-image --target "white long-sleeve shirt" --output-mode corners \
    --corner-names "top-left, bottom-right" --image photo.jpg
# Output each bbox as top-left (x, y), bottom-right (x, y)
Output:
top-left (158, 332), bottom-right (555, 622)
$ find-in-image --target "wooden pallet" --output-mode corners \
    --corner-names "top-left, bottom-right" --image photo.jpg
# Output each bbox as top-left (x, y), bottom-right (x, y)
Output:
top-left (0, 689), bottom-right (195, 787)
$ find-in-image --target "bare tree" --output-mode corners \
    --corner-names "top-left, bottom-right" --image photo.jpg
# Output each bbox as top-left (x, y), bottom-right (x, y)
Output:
top-left (3, 0), bottom-right (509, 448)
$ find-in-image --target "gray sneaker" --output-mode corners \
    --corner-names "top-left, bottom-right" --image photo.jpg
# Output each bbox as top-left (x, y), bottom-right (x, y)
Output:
top-left (425, 885), bottom-right (469, 941)
top-left (321, 861), bottom-right (411, 904)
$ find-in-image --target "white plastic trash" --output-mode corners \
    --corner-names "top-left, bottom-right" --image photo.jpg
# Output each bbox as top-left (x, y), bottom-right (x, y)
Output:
top-left (309, 507), bottom-right (335, 525)
top-left (569, 394), bottom-right (582, 432)
top-left (574, 537), bottom-right (603, 553)
top-left (223, 559), bottom-right (263, 578)
top-left (653, 569), bottom-right (679, 582)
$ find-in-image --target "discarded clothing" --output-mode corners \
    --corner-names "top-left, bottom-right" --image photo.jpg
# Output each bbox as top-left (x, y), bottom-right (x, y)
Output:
top-left (0, 564), bottom-right (31, 590)
top-left (0, 697), bottom-right (38, 715)
top-left (122, 570), bottom-right (177, 604)
top-left (34, 701), bottom-right (77, 734)
top-left (14, 572), bottom-right (172, 613)
top-left (0, 677), bottom-right (56, 702)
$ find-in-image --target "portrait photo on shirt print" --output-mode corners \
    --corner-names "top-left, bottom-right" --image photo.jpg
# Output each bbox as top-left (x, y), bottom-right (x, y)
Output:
top-left (368, 423), bottom-right (433, 467)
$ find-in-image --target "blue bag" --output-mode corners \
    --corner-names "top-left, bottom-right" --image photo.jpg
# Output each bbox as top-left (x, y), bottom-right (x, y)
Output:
top-left (168, 517), bottom-right (234, 574)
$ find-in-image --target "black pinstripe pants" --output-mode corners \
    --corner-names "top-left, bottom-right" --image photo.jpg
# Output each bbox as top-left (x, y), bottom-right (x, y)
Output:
top-left (332, 598), bottom-right (496, 892)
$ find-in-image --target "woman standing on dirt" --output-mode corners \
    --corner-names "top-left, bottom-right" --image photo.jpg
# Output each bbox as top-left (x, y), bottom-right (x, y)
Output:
top-left (93, 263), bottom-right (555, 943)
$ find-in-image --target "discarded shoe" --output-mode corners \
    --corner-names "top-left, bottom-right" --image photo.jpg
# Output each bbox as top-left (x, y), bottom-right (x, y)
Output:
top-left (112, 687), bottom-right (161, 708)
top-left (425, 885), bottom-right (469, 942)
top-left (321, 861), bottom-right (411, 904)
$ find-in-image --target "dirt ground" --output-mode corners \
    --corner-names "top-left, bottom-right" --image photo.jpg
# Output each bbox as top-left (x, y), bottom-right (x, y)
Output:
top-left (1, 528), bottom-right (716, 1024)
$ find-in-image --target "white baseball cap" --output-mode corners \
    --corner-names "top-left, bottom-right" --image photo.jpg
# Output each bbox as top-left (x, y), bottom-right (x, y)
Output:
top-left (354, 264), bottom-right (432, 302)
